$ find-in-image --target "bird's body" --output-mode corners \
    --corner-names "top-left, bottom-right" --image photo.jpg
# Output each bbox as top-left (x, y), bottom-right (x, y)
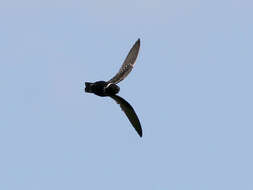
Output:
top-left (85, 81), bottom-right (120, 97)
top-left (84, 39), bottom-right (142, 137)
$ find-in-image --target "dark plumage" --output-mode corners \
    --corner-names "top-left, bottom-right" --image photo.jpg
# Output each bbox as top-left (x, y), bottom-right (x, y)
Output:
top-left (84, 39), bottom-right (142, 137)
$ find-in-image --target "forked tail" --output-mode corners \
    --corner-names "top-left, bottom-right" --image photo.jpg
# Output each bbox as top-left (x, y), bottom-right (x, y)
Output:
top-left (85, 82), bottom-right (93, 93)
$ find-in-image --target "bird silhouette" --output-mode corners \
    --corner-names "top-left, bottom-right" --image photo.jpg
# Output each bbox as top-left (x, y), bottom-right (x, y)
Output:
top-left (85, 39), bottom-right (142, 137)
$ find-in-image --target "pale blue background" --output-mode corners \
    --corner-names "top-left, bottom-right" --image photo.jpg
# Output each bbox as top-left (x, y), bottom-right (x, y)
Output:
top-left (1, 0), bottom-right (253, 189)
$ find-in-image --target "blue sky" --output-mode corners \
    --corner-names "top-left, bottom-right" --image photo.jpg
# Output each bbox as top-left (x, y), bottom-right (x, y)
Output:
top-left (1, 0), bottom-right (253, 189)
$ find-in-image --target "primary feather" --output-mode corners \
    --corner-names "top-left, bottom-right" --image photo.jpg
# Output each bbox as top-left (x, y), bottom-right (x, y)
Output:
top-left (110, 95), bottom-right (142, 137)
top-left (108, 39), bottom-right (140, 84)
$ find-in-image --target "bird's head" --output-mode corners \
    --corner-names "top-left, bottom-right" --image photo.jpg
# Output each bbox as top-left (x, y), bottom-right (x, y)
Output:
top-left (105, 83), bottom-right (120, 95)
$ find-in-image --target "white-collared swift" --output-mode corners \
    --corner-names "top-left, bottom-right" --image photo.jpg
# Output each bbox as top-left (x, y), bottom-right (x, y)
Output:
top-left (85, 39), bottom-right (142, 137)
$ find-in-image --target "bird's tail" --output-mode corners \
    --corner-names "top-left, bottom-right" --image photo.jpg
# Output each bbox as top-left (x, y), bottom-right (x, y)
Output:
top-left (85, 82), bottom-right (93, 93)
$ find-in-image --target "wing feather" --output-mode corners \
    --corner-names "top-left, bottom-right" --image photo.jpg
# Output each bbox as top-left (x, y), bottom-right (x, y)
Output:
top-left (110, 95), bottom-right (142, 137)
top-left (108, 39), bottom-right (140, 84)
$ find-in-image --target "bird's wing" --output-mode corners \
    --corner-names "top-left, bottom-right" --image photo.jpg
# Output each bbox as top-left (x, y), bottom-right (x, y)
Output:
top-left (110, 95), bottom-right (142, 137)
top-left (108, 39), bottom-right (140, 84)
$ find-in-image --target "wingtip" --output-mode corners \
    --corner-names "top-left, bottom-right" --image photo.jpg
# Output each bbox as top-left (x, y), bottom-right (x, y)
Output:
top-left (138, 130), bottom-right (143, 138)
top-left (134, 38), bottom-right (140, 49)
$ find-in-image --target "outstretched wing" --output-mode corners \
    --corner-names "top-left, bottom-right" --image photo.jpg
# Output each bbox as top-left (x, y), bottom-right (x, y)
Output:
top-left (110, 95), bottom-right (142, 137)
top-left (108, 39), bottom-right (140, 84)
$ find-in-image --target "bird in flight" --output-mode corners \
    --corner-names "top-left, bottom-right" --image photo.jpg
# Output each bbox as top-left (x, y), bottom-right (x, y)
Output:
top-left (85, 39), bottom-right (142, 137)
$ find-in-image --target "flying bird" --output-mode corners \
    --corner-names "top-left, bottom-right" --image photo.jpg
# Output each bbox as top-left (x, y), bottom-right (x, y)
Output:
top-left (85, 39), bottom-right (142, 137)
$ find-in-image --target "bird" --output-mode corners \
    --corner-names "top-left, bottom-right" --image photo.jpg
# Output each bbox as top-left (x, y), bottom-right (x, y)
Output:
top-left (84, 39), bottom-right (142, 137)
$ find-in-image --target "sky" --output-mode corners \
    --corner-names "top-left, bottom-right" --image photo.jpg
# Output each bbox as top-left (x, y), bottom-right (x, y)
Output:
top-left (1, 0), bottom-right (253, 189)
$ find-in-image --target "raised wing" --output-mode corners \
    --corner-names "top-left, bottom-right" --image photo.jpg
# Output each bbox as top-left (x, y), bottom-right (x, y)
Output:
top-left (110, 95), bottom-right (142, 137)
top-left (108, 39), bottom-right (140, 84)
